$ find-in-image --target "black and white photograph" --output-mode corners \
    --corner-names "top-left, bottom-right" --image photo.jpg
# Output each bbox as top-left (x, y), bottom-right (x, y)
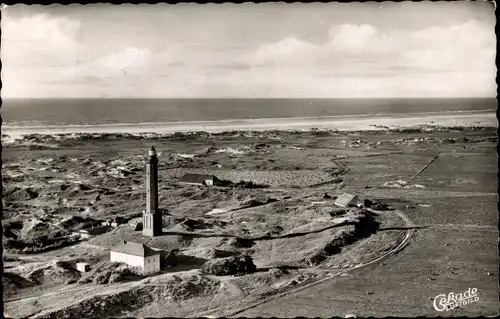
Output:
top-left (1, 1), bottom-right (498, 318)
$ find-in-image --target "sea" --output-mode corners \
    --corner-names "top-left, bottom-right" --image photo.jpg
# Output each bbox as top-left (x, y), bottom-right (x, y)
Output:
top-left (1, 98), bottom-right (496, 127)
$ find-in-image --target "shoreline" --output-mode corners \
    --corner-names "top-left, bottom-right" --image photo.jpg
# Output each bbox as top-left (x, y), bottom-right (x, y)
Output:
top-left (2, 111), bottom-right (496, 138)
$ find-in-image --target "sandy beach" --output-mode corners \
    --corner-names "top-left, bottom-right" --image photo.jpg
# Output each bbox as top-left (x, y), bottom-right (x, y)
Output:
top-left (2, 111), bottom-right (496, 138)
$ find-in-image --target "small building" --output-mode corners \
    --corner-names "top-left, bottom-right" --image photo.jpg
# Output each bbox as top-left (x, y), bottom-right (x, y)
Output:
top-left (110, 240), bottom-right (161, 274)
top-left (334, 193), bottom-right (359, 208)
top-left (101, 217), bottom-right (126, 228)
top-left (179, 173), bottom-right (219, 186)
top-left (76, 262), bottom-right (91, 273)
top-left (101, 220), bottom-right (111, 227)
top-left (76, 225), bottom-right (110, 239)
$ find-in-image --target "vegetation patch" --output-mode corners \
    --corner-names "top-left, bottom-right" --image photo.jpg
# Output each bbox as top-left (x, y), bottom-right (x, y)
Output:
top-left (77, 261), bottom-right (142, 285)
top-left (201, 255), bottom-right (257, 276)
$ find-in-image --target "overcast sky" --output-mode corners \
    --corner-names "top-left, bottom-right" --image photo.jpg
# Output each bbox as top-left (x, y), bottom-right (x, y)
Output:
top-left (1, 2), bottom-right (496, 98)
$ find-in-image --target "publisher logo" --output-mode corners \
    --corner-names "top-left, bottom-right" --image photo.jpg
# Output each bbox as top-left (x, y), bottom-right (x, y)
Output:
top-left (433, 288), bottom-right (479, 312)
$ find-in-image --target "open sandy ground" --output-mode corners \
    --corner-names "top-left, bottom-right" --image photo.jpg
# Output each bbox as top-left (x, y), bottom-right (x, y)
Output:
top-left (2, 110), bottom-right (495, 138)
top-left (2, 115), bottom-right (498, 317)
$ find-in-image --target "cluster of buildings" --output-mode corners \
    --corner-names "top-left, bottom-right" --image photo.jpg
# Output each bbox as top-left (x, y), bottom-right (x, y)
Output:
top-left (72, 217), bottom-right (127, 239)
top-left (105, 146), bottom-right (163, 274)
top-left (73, 146), bottom-right (361, 277)
top-left (76, 146), bottom-right (221, 275)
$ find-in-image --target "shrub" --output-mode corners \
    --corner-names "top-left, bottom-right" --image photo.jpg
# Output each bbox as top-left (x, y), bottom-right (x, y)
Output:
top-left (201, 255), bottom-right (256, 276)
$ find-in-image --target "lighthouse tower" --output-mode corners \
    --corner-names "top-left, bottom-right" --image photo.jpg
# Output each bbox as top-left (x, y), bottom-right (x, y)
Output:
top-left (143, 146), bottom-right (162, 237)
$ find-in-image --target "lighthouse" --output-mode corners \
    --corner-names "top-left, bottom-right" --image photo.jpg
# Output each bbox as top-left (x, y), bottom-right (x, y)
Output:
top-left (143, 146), bottom-right (162, 237)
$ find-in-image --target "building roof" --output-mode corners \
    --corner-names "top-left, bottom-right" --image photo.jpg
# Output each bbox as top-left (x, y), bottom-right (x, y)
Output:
top-left (179, 173), bottom-right (216, 184)
top-left (334, 193), bottom-right (359, 208)
top-left (111, 240), bottom-right (161, 257)
top-left (79, 225), bottom-right (109, 235)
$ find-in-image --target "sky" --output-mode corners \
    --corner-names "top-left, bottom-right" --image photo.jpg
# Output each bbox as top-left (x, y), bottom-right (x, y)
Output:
top-left (1, 2), bottom-right (497, 98)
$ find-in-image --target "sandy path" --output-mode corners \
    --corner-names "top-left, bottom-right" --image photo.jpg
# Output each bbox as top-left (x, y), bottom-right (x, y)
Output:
top-left (2, 111), bottom-right (496, 138)
top-left (197, 209), bottom-right (415, 318)
top-left (232, 181), bottom-right (498, 318)
top-left (5, 208), bottom-right (410, 318)
top-left (226, 210), bottom-right (414, 317)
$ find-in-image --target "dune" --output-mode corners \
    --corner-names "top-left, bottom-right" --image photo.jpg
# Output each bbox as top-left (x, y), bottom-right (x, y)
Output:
top-left (2, 117), bottom-right (497, 318)
top-left (2, 110), bottom-right (495, 138)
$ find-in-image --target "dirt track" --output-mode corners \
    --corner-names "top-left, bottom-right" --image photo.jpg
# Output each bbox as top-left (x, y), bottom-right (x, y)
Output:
top-left (230, 151), bottom-right (499, 317)
top-left (3, 127), bottom-right (498, 317)
top-left (199, 209), bottom-right (416, 317)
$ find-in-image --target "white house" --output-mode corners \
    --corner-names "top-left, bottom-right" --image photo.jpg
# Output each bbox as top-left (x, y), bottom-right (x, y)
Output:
top-left (110, 240), bottom-right (161, 274)
top-left (76, 262), bottom-right (91, 273)
top-left (334, 193), bottom-right (359, 208)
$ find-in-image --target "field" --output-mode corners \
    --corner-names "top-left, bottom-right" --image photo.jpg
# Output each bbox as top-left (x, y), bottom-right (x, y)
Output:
top-left (2, 126), bottom-right (498, 318)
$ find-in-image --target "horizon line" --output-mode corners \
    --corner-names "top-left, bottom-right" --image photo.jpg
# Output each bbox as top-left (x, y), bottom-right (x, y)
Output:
top-left (1, 96), bottom-right (497, 100)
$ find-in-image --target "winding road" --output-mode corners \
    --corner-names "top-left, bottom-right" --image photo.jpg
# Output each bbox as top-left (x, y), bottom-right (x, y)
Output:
top-left (197, 208), bottom-right (416, 318)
